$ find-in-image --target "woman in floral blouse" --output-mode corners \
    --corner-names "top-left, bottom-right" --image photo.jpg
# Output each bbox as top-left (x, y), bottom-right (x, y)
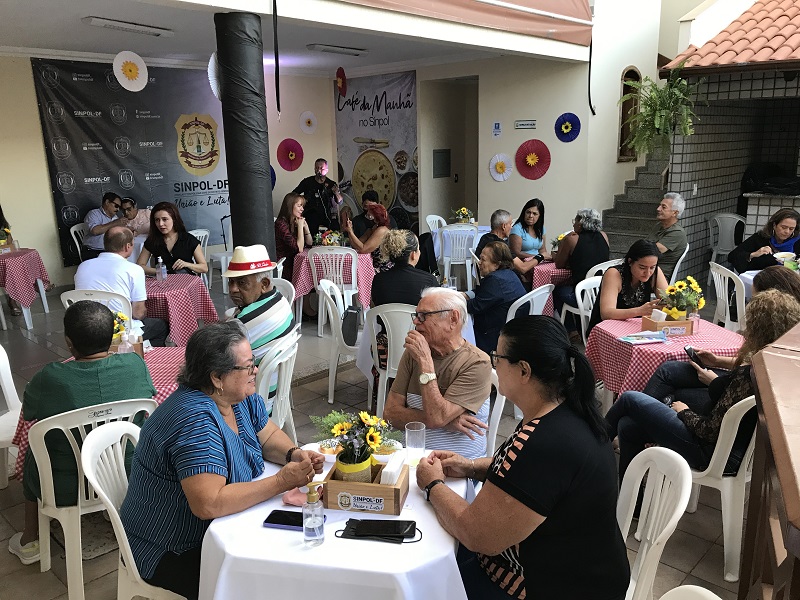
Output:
top-left (606, 289), bottom-right (800, 484)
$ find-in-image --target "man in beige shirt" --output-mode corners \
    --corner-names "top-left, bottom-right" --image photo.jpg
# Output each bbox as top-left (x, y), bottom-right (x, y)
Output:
top-left (384, 287), bottom-right (491, 459)
top-left (120, 197), bottom-right (151, 236)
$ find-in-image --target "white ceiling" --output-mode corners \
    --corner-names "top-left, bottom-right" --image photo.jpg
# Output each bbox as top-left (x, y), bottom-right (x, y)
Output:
top-left (0, 0), bottom-right (501, 75)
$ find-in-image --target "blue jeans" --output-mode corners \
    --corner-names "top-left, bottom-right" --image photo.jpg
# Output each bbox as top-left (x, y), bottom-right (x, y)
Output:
top-left (642, 361), bottom-right (728, 414)
top-left (553, 284), bottom-right (579, 332)
top-left (606, 391), bottom-right (712, 483)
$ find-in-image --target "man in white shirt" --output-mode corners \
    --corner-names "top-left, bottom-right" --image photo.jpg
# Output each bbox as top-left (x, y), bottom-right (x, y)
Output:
top-left (74, 226), bottom-right (169, 346)
top-left (82, 192), bottom-right (127, 259)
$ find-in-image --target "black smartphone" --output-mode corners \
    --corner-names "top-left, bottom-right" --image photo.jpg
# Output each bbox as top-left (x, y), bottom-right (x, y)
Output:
top-left (263, 510), bottom-right (306, 531)
top-left (352, 519), bottom-right (416, 539)
top-left (684, 345), bottom-right (705, 369)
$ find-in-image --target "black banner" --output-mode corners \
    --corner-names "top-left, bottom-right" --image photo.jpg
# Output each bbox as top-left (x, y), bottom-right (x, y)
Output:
top-left (31, 58), bottom-right (230, 266)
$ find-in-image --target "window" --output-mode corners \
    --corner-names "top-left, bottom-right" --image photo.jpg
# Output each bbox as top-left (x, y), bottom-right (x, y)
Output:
top-left (618, 67), bottom-right (641, 162)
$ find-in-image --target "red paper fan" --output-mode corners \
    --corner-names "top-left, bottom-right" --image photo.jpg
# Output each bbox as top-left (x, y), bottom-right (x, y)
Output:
top-left (336, 67), bottom-right (347, 97)
top-left (515, 139), bottom-right (551, 180)
top-left (277, 138), bottom-right (304, 172)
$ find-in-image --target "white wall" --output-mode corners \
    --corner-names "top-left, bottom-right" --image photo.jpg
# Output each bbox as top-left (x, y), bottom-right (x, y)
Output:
top-left (659, 0), bottom-right (706, 59)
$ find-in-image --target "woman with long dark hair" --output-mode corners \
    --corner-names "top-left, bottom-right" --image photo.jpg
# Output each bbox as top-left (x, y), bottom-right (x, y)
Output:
top-left (509, 198), bottom-right (548, 264)
top-left (136, 202), bottom-right (207, 276)
top-left (587, 239), bottom-right (668, 334)
top-left (341, 202), bottom-right (392, 272)
top-left (416, 316), bottom-right (629, 600)
top-left (730, 207), bottom-right (800, 273)
top-left (274, 193), bottom-right (311, 280)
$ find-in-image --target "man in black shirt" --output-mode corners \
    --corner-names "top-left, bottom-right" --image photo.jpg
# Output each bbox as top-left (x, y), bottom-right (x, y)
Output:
top-left (475, 209), bottom-right (513, 256)
top-left (352, 190), bottom-right (397, 238)
top-left (292, 158), bottom-right (342, 233)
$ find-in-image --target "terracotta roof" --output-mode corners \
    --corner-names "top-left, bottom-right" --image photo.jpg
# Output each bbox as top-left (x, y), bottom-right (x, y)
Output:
top-left (663, 0), bottom-right (800, 76)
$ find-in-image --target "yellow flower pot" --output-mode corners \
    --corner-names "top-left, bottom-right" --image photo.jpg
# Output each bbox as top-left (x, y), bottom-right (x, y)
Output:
top-left (335, 455), bottom-right (373, 483)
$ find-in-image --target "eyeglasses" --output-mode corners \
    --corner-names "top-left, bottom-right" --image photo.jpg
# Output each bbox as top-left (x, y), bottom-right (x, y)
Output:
top-left (489, 351), bottom-right (517, 368)
top-left (111, 203), bottom-right (122, 210)
top-left (231, 356), bottom-right (257, 376)
top-left (412, 309), bottom-right (451, 323)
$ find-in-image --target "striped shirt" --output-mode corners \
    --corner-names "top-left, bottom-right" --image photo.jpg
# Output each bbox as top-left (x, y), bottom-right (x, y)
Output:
top-left (406, 393), bottom-right (489, 459)
top-left (120, 386), bottom-right (269, 579)
top-left (234, 289), bottom-right (295, 412)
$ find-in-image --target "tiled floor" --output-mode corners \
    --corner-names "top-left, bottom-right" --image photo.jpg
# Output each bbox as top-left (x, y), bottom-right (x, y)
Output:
top-left (0, 286), bottom-right (740, 599)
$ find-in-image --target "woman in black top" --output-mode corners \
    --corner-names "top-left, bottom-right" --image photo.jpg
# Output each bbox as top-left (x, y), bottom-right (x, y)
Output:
top-left (729, 207), bottom-right (800, 273)
top-left (587, 239), bottom-right (668, 334)
top-left (371, 230), bottom-right (439, 307)
top-left (416, 316), bottom-right (630, 600)
top-left (553, 208), bottom-right (610, 338)
top-left (137, 202), bottom-right (207, 276)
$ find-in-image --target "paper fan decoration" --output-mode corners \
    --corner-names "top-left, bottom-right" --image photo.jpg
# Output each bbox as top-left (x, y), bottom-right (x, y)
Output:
top-left (489, 153), bottom-right (513, 182)
top-left (555, 112), bottom-right (581, 142)
top-left (270, 165), bottom-right (277, 190)
top-left (113, 51), bottom-right (148, 92)
top-left (300, 111), bottom-right (317, 134)
top-left (277, 138), bottom-right (304, 171)
top-left (336, 67), bottom-right (347, 97)
top-left (515, 139), bottom-right (551, 180)
top-left (208, 52), bottom-right (221, 100)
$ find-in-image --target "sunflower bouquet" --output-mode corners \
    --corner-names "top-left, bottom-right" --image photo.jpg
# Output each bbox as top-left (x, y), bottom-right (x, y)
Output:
top-left (659, 275), bottom-right (705, 320)
top-left (112, 311), bottom-right (128, 340)
top-left (0, 228), bottom-right (10, 244)
top-left (313, 229), bottom-right (342, 246)
top-left (551, 232), bottom-right (567, 250)
top-left (311, 410), bottom-right (401, 464)
top-left (451, 207), bottom-right (473, 223)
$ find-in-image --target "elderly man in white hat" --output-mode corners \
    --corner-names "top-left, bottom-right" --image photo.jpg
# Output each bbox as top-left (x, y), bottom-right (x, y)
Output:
top-left (223, 245), bottom-right (295, 372)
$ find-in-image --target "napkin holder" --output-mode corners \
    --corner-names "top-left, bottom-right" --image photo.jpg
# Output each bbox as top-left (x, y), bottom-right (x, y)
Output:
top-left (322, 463), bottom-right (409, 516)
top-left (110, 335), bottom-right (145, 358)
top-left (641, 316), bottom-right (694, 337)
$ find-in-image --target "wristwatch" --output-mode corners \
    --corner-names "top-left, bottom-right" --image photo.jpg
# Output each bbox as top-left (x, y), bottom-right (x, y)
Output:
top-left (424, 479), bottom-right (445, 501)
top-left (419, 372), bottom-right (437, 385)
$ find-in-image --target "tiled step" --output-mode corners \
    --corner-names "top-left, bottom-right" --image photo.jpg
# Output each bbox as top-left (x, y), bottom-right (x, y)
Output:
top-left (605, 199), bottom-right (660, 218)
top-left (607, 232), bottom-right (643, 257)
top-left (625, 184), bottom-right (666, 203)
top-left (637, 158), bottom-right (668, 176)
top-left (602, 214), bottom-right (656, 235)
top-left (625, 171), bottom-right (664, 189)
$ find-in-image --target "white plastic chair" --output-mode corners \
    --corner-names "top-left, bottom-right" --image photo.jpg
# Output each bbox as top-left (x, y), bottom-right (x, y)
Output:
top-left (28, 399), bottom-right (158, 600)
top-left (61, 289), bottom-right (133, 322)
top-left (486, 369), bottom-right (513, 457)
top-left (586, 258), bottom-right (623, 279)
top-left (439, 224), bottom-right (478, 292)
top-left (709, 262), bottom-right (746, 332)
top-left (318, 280), bottom-right (360, 405)
top-left (256, 327), bottom-right (301, 444)
top-left (707, 213), bottom-right (745, 286)
top-left (559, 276), bottom-right (602, 346)
top-left (669, 242), bottom-right (691, 286)
top-left (506, 284), bottom-right (554, 322)
top-left (188, 228), bottom-right (210, 289)
top-left (308, 246), bottom-right (359, 337)
top-left (468, 249), bottom-right (482, 289)
top-left (70, 223), bottom-right (88, 261)
top-left (426, 215), bottom-right (446, 232)
top-left (0, 344), bottom-right (21, 489)
top-left (271, 277), bottom-right (296, 307)
top-left (209, 216), bottom-right (233, 293)
top-left (685, 395), bottom-right (756, 582)
top-left (80, 421), bottom-right (186, 600)
top-left (275, 256), bottom-right (285, 280)
top-left (617, 447), bottom-right (692, 600)
top-left (660, 586), bottom-right (723, 600)
top-left (364, 303), bottom-right (415, 417)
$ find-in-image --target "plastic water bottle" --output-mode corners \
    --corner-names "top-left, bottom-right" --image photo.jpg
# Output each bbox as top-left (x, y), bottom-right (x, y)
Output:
top-left (117, 333), bottom-right (133, 354)
top-left (160, 260), bottom-right (168, 281)
top-left (156, 257), bottom-right (166, 281)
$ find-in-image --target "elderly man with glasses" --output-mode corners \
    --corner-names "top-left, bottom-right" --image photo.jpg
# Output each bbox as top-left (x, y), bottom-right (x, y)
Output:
top-left (82, 191), bottom-right (126, 260)
top-left (120, 196), bottom-right (151, 236)
top-left (384, 287), bottom-right (491, 459)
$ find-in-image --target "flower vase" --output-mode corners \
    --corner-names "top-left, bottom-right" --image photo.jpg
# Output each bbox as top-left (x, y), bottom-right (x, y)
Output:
top-left (689, 308), bottom-right (701, 333)
top-left (666, 309), bottom-right (686, 321)
top-left (456, 218), bottom-right (469, 224)
top-left (335, 455), bottom-right (373, 483)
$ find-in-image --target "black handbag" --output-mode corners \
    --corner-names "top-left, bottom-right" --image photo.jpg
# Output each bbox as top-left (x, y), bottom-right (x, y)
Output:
top-left (341, 304), bottom-right (361, 346)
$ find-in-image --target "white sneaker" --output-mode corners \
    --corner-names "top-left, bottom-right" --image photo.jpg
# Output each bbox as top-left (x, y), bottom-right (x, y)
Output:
top-left (8, 532), bottom-right (40, 565)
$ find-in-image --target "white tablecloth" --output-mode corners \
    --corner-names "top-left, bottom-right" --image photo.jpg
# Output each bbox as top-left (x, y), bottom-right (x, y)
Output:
top-left (432, 226), bottom-right (491, 261)
top-left (356, 314), bottom-right (477, 381)
top-left (739, 270), bottom-right (758, 299)
top-left (200, 461), bottom-right (470, 600)
top-left (127, 234), bottom-right (147, 263)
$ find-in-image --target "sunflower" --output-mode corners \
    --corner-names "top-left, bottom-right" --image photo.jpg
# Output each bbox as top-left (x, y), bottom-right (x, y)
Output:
top-left (690, 283), bottom-right (702, 293)
top-left (675, 281), bottom-right (687, 291)
top-left (525, 153), bottom-right (539, 167)
top-left (288, 150), bottom-right (296, 161)
top-left (666, 285), bottom-right (677, 295)
top-left (359, 411), bottom-right (372, 425)
top-left (331, 422), bottom-right (352, 437)
top-left (698, 297), bottom-right (705, 310)
top-left (365, 427), bottom-right (382, 450)
top-left (121, 61), bottom-right (139, 81)
top-left (561, 122), bottom-right (572, 134)
top-left (495, 161), bottom-right (506, 174)
top-left (686, 275), bottom-right (697, 285)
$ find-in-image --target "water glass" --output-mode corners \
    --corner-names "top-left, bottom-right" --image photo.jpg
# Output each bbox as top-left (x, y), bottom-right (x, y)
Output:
top-left (405, 422), bottom-right (426, 467)
top-left (10, 240), bottom-right (20, 251)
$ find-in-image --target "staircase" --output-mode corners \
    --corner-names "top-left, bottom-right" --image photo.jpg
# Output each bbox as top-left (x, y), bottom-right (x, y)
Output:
top-left (602, 156), bottom-right (668, 257)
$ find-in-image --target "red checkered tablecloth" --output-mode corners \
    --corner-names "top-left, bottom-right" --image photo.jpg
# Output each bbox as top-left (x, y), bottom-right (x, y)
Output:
top-left (146, 273), bottom-right (219, 346)
top-left (11, 347), bottom-right (185, 480)
top-left (585, 318), bottom-right (744, 394)
top-left (291, 249), bottom-right (375, 308)
top-left (0, 248), bottom-right (50, 307)
top-left (532, 262), bottom-right (572, 316)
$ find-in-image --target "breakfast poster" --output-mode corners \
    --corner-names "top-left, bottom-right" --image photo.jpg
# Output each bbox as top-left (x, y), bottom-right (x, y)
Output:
top-left (334, 71), bottom-right (418, 232)
top-left (31, 58), bottom-right (230, 266)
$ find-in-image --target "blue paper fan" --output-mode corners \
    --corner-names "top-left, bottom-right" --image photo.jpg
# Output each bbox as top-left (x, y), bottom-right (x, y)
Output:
top-left (555, 113), bottom-right (581, 142)
top-left (270, 165), bottom-right (276, 190)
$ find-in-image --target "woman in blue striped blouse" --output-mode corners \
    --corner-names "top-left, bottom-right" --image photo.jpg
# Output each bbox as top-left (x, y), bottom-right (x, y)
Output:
top-left (120, 322), bottom-right (324, 600)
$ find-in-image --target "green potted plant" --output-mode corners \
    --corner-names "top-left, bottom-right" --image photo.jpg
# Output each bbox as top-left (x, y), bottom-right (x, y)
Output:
top-left (620, 66), bottom-right (702, 156)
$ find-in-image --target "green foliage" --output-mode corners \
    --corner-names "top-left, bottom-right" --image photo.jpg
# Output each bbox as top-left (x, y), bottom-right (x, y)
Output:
top-left (619, 66), bottom-right (703, 156)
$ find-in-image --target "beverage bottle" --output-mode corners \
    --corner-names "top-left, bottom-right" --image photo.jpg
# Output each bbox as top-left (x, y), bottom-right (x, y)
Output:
top-left (117, 333), bottom-right (133, 354)
top-left (156, 257), bottom-right (167, 281)
top-left (303, 483), bottom-right (326, 547)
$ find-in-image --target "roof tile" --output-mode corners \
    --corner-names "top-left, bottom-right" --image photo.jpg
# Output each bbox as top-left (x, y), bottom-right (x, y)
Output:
top-left (665, 0), bottom-right (800, 72)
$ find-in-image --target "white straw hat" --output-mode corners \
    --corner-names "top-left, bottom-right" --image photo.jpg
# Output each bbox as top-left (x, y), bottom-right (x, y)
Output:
top-left (222, 245), bottom-right (276, 277)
